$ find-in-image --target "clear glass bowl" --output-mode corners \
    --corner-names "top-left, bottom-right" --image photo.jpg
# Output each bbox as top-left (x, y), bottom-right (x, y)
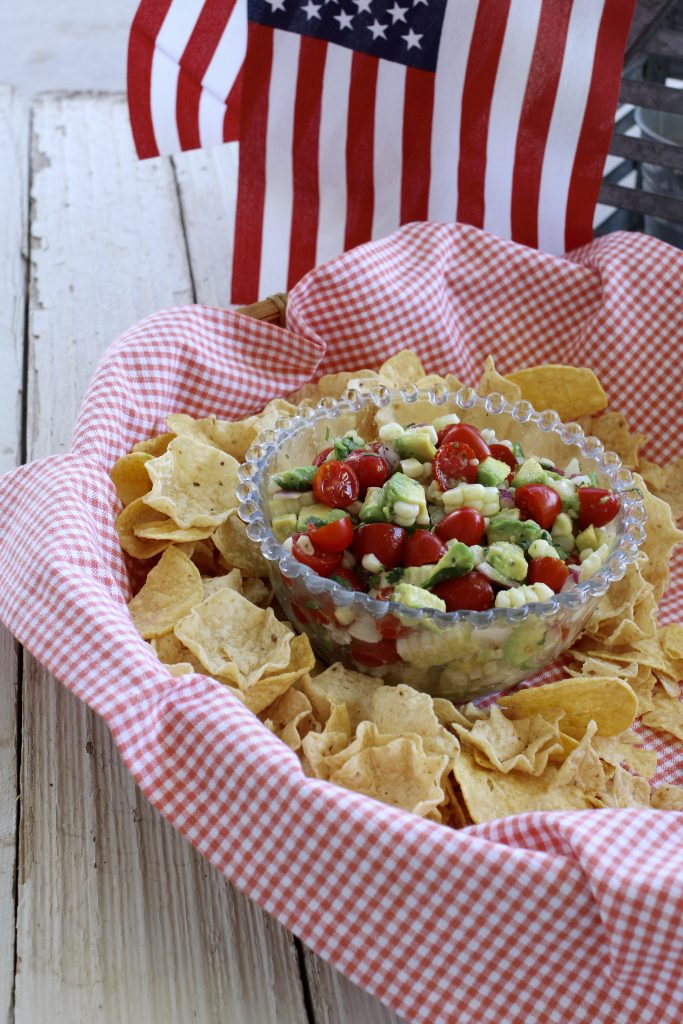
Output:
top-left (237, 385), bottom-right (646, 702)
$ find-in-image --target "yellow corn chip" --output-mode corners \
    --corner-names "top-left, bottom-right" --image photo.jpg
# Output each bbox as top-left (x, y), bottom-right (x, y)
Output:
top-left (577, 411), bottom-right (647, 467)
top-left (134, 520), bottom-right (215, 542)
top-left (115, 498), bottom-right (172, 559)
top-left (452, 706), bottom-right (563, 776)
top-left (127, 547), bottom-right (203, 639)
top-left (478, 356), bottom-right (522, 402)
top-left (212, 512), bottom-right (270, 577)
top-left (132, 431), bottom-right (175, 457)
top-left (651, 785), bottom-right (683, 810)
top-left (151, 632), bottom-right (205, 673)
top-left (639, 457), bottom-right (683, 522)
top-left (240, 634), bottom-right (315, 714)
top-left (497, 676), bottom-right (637, 740)
top-left (378, 350), bottom-right (426, 387)
top-left (302, 705), bottom-right (353, 778)
top-left (641, 687), bottom-right (683, 742)
top-left (262, 687), bottom-right (318, 751)
top-left (301, 663), bottom-right (384, 729)
top-left (636, 473), bottom-right (683, 601)
top-left (110, 452), bottom-right (153, 507)
top-left (144, 436), bottom-right (240, 529)
top-left (370, 685), bottom-right (459, 762)
top-left (201, 568), bottom-right (243, 599)
top-left (504, 364), bottom-right (607, 419)
top-left (590, 764), bottom-right (652, 808)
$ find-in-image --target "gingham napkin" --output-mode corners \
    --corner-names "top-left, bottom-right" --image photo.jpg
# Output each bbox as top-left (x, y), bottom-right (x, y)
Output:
top-left (0, 224), bottom-right (682, 1024)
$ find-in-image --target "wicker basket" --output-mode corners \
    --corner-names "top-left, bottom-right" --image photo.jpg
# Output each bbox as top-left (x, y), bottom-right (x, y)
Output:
top-left (237, 293), bottom-right (288, 326)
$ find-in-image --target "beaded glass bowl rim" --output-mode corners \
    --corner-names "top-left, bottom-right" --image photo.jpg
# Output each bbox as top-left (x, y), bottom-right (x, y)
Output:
top-left (236, 385), bottom-right (647, 628)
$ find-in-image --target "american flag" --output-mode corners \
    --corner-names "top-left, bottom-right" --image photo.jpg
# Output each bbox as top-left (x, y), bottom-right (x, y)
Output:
top-left (128, 0), bottom-right (635, 303)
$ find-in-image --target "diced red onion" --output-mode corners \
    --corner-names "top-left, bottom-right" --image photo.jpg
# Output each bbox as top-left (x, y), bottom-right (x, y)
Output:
top-left (477, 563), bottom-right (514, 587)
top-left (369, 442), bottom-right (400, 474)
top-left (499, 488), bottom-right (515, 508)
top-left (568, 566), bottom-right (581, 584)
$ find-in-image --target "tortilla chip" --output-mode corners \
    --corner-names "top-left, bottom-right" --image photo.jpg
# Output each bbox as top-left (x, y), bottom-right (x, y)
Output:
top-left (110, 452), bottom-right (153, 506)
top-left (212, 512), bottom-right (270, 577)
top-left (115, 498), bottom-right (172, 559)
top-left (134, 520), bottom-right (215, 543)
top-left (651, 785), bottom-right (683, 810)
top-left (478, 356), bottom-right (522, 403)
top-left (151, 631), bottom-right (205, 673)
top-left (132, 431), bottom-right (175, 457)
top-left (262, 687), bottom-right (318, 751)
top-left (504, 364), bottom-right (607, 419)
top-left (577, 411), bottom-right (647, 467)
top-left (174, 588), bottom-right (293, 687)
top-left (453, 749), bottom-right (591, 823)
top-left (639, 457), bottom-right (683, 522)
top-left (240, 634), bottom-right (315, 713)
top-left (143, 436), bottom-right (240, 529)
top-left (590, 764), bottom-right (652, 808)
top-left (641, 687), bottom-right (683, 742)
top-left (127, 547), bottom-right (203, 639)
top-left (202, 568), bottom-right (243, 599)
top-left (370, 685), bottom-right (459, 762)
top-left (452, 706), bottom-right (563, 776)
top-left (378, 350), bottom-right (426, 387)
top-left (302, 705), bottom-right (353, 778)
top-left (636, 473), bottom-right (683, 601)
top-left (301, 663), bottom-right (384, 729)
top-left (498, 676), bottom-right (637, 740)
top-left (242, 577), bottom-right (272, 606)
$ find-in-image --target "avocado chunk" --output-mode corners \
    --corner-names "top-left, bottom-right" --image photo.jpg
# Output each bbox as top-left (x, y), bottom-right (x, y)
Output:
top-left (403, 564), bottom-right (437, 588)
top-left (297, 503), bottom-right (347, 531)
top-left (333, 433), bottom-right (366, 460)
top-left (383, 473), bottom-right (427, 522)
top-left (486, 542), bottom-right (528, 581)
top-left (504, 620), bottom-right (547, 669)
top-left (576, 524), bottom-right (599, 552)
top-left (273, 465), bottom-right (317, 491)
top-left (272, 513), bottom-right (298, 542)
top-left (477, 456), bottom-right (512, 487)
top-left (512, 458), bottom-right (552, 488)
top-left (393, 582), bottom-right (446, 613)
top-left (394, 426), bottom-right (437, 463)
top-left (422, 542), bottom-right (474, 588)
top-left (359, 485), bottom-right (388, 524)
top-left (486, 512), bottom-right (524, 545)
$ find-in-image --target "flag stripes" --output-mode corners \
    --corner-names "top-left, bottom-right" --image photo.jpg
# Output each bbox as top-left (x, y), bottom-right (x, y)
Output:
top-left (127, 0), bottom-right (636, 301)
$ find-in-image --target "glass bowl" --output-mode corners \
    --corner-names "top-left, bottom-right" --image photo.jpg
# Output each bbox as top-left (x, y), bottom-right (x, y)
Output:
top-left (236, 385), bottom-right (646, 702)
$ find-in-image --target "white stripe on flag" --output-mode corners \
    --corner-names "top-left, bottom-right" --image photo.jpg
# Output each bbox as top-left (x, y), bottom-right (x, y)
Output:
top-left (258, 29), bottom-right (301, 297)
top-left (537, 0), bottom-right (605, 253)
top-left (427, 0), bottom-right (479, 221)
top-left (372, 60), bottom-right (406, 240)
top-left (151, 0), bottom-right (206, 155)
top-left (202, 1), bottom-right (248, 104)
top-left (198, 88), bottom-right (227, 149)
top-left (315, 44), bottom-right (352, 268)
top-left (483, 0), bottom-right (543, 239)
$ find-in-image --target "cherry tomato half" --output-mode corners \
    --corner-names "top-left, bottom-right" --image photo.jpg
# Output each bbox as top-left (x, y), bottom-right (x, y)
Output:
top-left (313, 460), bottom-right (360, 508)
top-left (403, 530), bottom-right (447, 568)
top-left (578, 487), bottom-right (621, 529)
top-left (313, 446), bottom-right (333, 467)
top-left (434, 508), bottom-right (486, 547)
top-left (438, 423), bottom-right (491, 460)
top-left (351, 637), bottom-right (402, 666)
top-left (377, 611), bottom-right (404, 640)
top-left (433, 573), bottom-right (494, 612)
top-left (291, 532), bottom-right (342, 576)
top-left (489, 443), bottom-right (517, 479)
top-left (329, 566), bottom-right (365, 591)
top-left (344, 450), bottom-right (388, 496)
top-left (514, 484), bottom-right (562, 530)
top-left (353, 523), bottom-right (407, 570)
top-left (432, 441), bottom-right (479, 491)
top-left (527, 557), bottom-right (569, 594)
top-left (307, 515), bottom-right (354, 553)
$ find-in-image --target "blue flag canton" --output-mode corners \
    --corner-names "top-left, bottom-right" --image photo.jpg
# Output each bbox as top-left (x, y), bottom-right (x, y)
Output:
top-left (248, 0), bottom-right (447, 73)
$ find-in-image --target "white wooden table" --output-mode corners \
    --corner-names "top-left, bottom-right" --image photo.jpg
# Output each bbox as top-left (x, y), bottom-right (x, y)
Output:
top-left (0, 86), bottom-right (402, 1024)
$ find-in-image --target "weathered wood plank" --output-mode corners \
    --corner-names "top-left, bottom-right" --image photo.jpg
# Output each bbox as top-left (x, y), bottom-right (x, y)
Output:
top-left (16, 92), bottom-right (308, 1024)
top-left (302, 946), bottom-right (404, 1024)
top-left (172, 143), bottom-right (238, 310)
top-left (0, 84), bottom-right (29, 1024)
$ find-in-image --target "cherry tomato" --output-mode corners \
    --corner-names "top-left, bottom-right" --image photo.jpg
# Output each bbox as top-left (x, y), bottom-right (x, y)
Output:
top-left (489, 443), bottom-right (517, 479)
top-left (432, 441), bottom-right (479, 490)
top-left (344, 450), bottom-right (388, 496)
top-left (367, 441), bottom-right (401, 475)
top-left (438, 423), bottom-right (491, 460)
top-left (403, 530), bottom-right (447, 567)
top-left (351, 637), bottom-right (402, 666)
top-left (290, 601), bottom-right (309, 624)
top-left (527, 557), bottom-right (569, 594)
top-left (374, 586), bottom-right (395, 601)
top-left (313, 460), bottom-right (359, 508)
top-left (313, 446), bottom-right (333, 467)
top-left (353, 523), bottom-right (407, 570)
top-left (291, 532), bottom-right (342, 576)
top-left (307, 515), bottom-right (354, 553)
top-left (329, 566), bottom-right (365, 591)
top-left (515, 484), bottom-right (562, 530)
top-left (377, 611), bottom-right (404, 640)
top-left (433, 573), bottom-right (495, 612)
top-left (434, 508), bottom-right (486, 546)
top-left (578, 487), bottom-right (621, 529)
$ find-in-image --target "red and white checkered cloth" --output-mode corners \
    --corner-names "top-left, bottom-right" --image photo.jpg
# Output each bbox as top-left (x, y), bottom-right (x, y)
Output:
top-left (0, 224), bottom-right (682, 1024)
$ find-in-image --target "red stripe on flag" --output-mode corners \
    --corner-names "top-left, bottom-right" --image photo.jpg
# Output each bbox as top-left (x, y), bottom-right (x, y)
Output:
top-left (564, 0), bottom-right (636, 251)
top-left (223, 66), bottom-right (243, 143)
top-left (344, 53), bottom-right (378, 251)
top-left (510, 0), bottom-right (573, 248)
top-left (231, 23), bottom-right (273, 304)
top-left (176, 0), bottom-right (237, 151)
top-left (401, 67), bottom-right (435, 223)
top-left (127, 0), bottom-right (173, 158)
top-left (457, 0), bottom-right (511, 228)
top-left (287, 37), bottom-right (327, 290)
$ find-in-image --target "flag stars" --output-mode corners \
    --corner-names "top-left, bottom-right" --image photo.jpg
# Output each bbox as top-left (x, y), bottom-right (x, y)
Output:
top-left (334, 8), bottom-right (354, 29)
top-left (367, 18), bottom-right (387, 39)
top-left (351, 0), bottom-right (373, 12)
top-left (388, 2), bottom-right (408, 22)
top-left (266, 0), bottom-right (287, 10)
top-left (402, 27), bottom-right (422, 49)
top-left (301, 0), bottom-right (321, 17)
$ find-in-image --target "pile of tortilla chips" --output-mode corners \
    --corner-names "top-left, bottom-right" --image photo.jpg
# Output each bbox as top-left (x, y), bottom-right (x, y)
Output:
top-left (111, 352), bottom-right (683, 825)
